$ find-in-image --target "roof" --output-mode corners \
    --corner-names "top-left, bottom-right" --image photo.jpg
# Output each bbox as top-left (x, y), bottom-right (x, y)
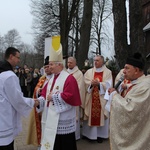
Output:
top-left (143, 22), bottom-right (150, 32)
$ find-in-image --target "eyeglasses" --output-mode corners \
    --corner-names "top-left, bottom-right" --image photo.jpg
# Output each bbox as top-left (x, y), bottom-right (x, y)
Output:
top-left (14, 55), bottom-right (20, 59)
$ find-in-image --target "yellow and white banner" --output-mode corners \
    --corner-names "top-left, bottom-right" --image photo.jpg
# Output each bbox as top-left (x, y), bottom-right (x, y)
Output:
top-left (44, 35), bottom-right (62, 62)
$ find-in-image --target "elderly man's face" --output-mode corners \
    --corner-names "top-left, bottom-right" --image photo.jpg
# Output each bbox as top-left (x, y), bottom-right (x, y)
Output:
top-left (94, 56), bottom-right (103, 68)
top-left (67, 59), bottom-right (76, 69)
top-left (49, 61), bottom-right (61, 74)
top-left (123, 64), bottom-right (138, 81)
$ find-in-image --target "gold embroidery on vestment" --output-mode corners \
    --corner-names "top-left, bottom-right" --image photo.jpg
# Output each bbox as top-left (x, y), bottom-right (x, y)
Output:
top-left (44, 142), bottom-right (50, 149)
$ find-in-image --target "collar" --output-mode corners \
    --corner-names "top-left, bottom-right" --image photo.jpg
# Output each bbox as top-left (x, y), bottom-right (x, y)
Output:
top-left (0, 60), bottom-right (13, 73)
top-left (67, 66), bottom-right (78, 74)
top-left (46, 74), bottom-right (53, 80)
top-left (95, 65), bottom-right (105, 72)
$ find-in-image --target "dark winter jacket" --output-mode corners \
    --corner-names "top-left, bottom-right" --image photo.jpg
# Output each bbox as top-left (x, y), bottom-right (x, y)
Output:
top-left (0, 60), bottom-right (13, 73)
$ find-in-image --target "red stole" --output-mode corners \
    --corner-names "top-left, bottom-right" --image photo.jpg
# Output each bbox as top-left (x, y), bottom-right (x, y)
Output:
top-left (47, 74), bottom-right (59, 107)
top-left (91, 72), bottom-right (103, 126)
top-left (123, 84), bottom-right (136, 98)
top-left (50, 74), bottom-right (59, 91)
top-left (121, 79), bottom-right (131, 97)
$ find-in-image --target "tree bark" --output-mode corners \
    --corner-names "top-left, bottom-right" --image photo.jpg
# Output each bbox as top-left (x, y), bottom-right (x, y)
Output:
top-left (77, 0), bottom-right (93, 69)
top-left (59, 0), bottom-right (80, 60)
top-left (112, 0), bottom-right (129, 69)
top-left (129, 0), bottom-right (145, 55)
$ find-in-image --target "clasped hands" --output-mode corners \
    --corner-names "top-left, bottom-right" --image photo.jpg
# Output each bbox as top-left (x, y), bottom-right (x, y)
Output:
top-left (33, 91), bottom-right (55, 107)
top-left (91, 79), bottom-right (99, 86)
top-left (33, 92), bottom-right (53, 107)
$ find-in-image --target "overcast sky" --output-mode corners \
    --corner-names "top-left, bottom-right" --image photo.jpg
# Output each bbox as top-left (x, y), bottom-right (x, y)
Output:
top-left (0, 0), bottom-right (116, 58)
top-left (0, 0), bottom-right (33, 44)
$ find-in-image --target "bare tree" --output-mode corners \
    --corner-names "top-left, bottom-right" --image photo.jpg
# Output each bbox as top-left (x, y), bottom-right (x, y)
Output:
top-left (0, 35), bottom-right (5, 52)
top-left (31, 0), bottom-right (80, 58)
top-left (129, 0), bottom-right (144, 55)
top-left (4, 29), bottom-right (21, 48)
top-left (77, 0), bottom-right (93, 68)
top-left (112, 0), bottom-right (129, 68)
top-left (68, 1), bottom-right (83, 57)
top-left (33, 34), bottom-right (46, 55)
top-left (91, 0), bottom-right (112, 55)
top-left (30, 0), bottom-right (115, 69)
top-left (0, 28), bottom-right (44, 69)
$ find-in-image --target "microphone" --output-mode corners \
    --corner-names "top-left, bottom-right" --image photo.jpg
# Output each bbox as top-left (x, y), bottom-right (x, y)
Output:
top-left (114, 75), bottom-right (124, 89)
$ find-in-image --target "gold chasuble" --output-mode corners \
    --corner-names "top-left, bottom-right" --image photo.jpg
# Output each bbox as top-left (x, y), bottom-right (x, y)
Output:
top-left (110, 75), bottom-right (150, 150)
top-left (91, 72), bottom-right (103, 126)
top-left (27, 76), bottom-right (47, 146)
top-left (34, 76), bottom-right (46, 145)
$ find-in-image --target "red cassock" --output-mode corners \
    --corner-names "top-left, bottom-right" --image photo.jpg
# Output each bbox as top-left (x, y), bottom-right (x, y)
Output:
top-left (40, 75), bottom-right (81, 106)
top-left (61, 75), bottom-right (81, 106)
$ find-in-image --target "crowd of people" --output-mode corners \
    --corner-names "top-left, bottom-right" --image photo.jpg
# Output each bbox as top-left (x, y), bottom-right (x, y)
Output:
top-left (14, 65), bottom-right (42, 98)
top-left (0, 46), bottom-right (150, 150)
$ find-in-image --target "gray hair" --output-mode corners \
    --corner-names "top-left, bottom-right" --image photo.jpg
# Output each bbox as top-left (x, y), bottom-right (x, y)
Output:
top-left (94, 55), bottom-right (104, 64)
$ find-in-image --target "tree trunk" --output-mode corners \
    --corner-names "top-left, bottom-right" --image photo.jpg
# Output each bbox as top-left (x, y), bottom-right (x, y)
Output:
top-left (59, 0), bottom-right (69, 58)
top-left (112, 0), bottom-right (129, 69)
top-left (77, 0), bottom-right (93, 69)
top-left (129, 0), bottom-right (145, 55)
